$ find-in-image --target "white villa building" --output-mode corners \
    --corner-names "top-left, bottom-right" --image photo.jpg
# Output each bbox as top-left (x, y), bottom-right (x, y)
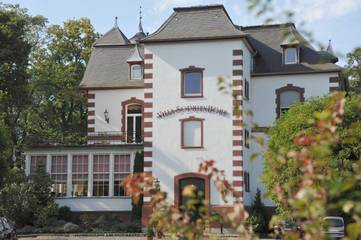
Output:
top-left (24, 5), bottom-right (345, 225)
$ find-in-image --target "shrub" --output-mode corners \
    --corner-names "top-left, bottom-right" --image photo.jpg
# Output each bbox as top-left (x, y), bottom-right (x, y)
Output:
top-left (248, 189), bottom-right (268, 233)
top-left (17, 225), bottom-right (37, 234)
top-left (62, 222), bottom-right (80, 233)
top-left (58, 206), bottom-right (72, 221)
top-left (34, 202), bottom-right (59, 227)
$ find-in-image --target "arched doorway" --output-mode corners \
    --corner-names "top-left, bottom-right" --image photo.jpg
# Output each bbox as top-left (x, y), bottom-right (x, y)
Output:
top-left (174, 173), bottom-right (210, 208)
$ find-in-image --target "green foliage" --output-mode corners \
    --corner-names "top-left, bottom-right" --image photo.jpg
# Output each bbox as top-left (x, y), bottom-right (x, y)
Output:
top-left (131, 151), bottom-right (144, 223)
top-left (343, 47), bottom-right (361, 94)
top-left (58, 206), bottom-right (72, 222)
top-left (0, 3), bottom-right (46, 162)
top-left (62, 222), bottom-right (80, 233)
top-left (0, 182), bottom-right (37, 226)
top-left (27, 18), bottom-right (99, 144)
top-left (247, 189), bottom-right (268, 233)
top-left (264, 94), bottom-right (361, 212)
top-left (0, 118), bottom-right (11, 187)
top-left (31, 165), bottom-right (53, 206)
top-left (34, 202), bottom-right (59, 227)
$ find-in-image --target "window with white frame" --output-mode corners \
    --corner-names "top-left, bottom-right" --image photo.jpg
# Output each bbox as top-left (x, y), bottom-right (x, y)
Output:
top-left (284, 47), bottom-right (298, 64)
top-left (130, 64), bottom-right (142, 80)
top-left (51, 155), bottom-right (67, 197)
top-left (30, 155), bottom-right (47, 175)
top-left (181, 118), bottom-right (203, 148)
top-left (93, 154), bottom-right (109, 196)
top-left (72, 155), bottom-right (88, 197)
top-left (114, 154), bottom-right (131, 196)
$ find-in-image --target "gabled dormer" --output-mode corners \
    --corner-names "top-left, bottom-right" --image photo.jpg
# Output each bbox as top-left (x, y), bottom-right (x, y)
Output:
top-left (280, 31), bottom-right (300, 65)
top-left (127, 45), bottom-right (143, 80)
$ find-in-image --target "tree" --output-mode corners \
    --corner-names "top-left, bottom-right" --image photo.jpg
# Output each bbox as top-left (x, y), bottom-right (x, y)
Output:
top-left (343, 47), bottom-right (361, 94)
top-left (0, 118), bottom-right (11, 188)
top-left (0, 3), bottom-right (46, 162)
top-left (264, 94), bottom-right (361, 212)
top-left (247, 189), bottom-right (268, 233)
top-left (31, 165), bottom-right (53, 206)
top-left (131, 151), bottom-right (144, 223)
top-left (27, 18), bottom-right (99, 144)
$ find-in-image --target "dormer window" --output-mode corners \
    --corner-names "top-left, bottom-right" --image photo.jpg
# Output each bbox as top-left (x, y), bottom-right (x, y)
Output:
top-left (284, 47), bottom-right (298, 64)
top-left (130, 64), bottom-right (142, 80)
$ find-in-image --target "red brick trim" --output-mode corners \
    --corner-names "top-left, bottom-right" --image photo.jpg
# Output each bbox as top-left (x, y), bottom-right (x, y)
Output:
top-left (233, 180), bottom-right (243, 187)
top-left (88, 111), bottom-right (95, 116)
top-left (144, 93), bottom-right (153, 98)
top-left (233, 150), bottom-right (243, 156)
top-left (121, 97), bottom-right (144, 134)
top-left (275, 84), bottom-right (305, 118)
top-left (144, 54), bottom-right (153, 59)
top-left (233, 49), bottom-right (243, 56)
top-left (233, 59), bottom-right (243, 65)
top-left (233, 160), bottom-right (243, 166)
top-left (143, 112), bottom-right (153, 118)
top-left (144, 141), bottom-right (152, 147)
top-left (144, 151), bottom-right (152, 157)
top-left (87, 127), bottom-right (95, 133)
top-left (87, 93), bottom-right (95, 99)
top-left (233, 70), bottom-right (243, 76)
top-left (144, 122), bottom-right (152, 128)
top-left (180, 66), bottom-right (204, 98)
top-left (233, 130), bottom-right (242, 136)
top-left (180, 116), bottom-right (204, 149)
top-left (174, 173), bottom-right (210, 208)
top-left (87, 102), bottom-right (95, 107)
top-left (144, 132), bottom-right (152, 137)
top-left (144, 83), bottom-right (153, 88)
top-left (144, 63), bottom-right (153, 69)
top-left (144, 73), bottom-right (153, 79)
top-left (144, 161), bottom-right (152, 167)
top-left (233, 140), bottom-right (243, 146)
top-left (87, 119), bottom-right (95, 124)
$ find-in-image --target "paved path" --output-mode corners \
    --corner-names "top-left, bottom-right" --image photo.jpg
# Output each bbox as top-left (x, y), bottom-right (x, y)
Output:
top-left (19, 236), bottom-right (147, 240)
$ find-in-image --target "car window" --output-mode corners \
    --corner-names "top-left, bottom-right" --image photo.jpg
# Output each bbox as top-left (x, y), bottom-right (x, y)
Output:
top-left (326, 218), bottom-right (344, 228)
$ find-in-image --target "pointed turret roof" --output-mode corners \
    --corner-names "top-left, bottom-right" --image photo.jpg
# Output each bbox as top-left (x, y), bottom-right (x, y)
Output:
top-left (94, 18), bottom-right (130, 46)
top-left (130, 6), bottom-right (146, 43)
top-left (326, 40), bottom-right (335, 56)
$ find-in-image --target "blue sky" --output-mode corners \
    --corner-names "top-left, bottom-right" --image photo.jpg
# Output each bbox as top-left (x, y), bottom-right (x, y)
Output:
top-left (4, 0), bottom-right (361, 65)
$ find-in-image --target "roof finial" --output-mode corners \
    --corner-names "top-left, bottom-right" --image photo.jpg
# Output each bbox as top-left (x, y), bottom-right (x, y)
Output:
top-left (114, 16), bottom-right (118, 28)
top-left (327, 39), bottom-right (335, 55)
top-left (139, 6), bottom-right (144, 33)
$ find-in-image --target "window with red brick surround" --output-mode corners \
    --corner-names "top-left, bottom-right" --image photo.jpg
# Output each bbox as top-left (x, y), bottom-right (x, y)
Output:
top-left (180, 116), bottom-right (204, 149)
top-left (275, 84), bottom-right (305, 117)
top-left (180, 66), bottom-right (205, 98)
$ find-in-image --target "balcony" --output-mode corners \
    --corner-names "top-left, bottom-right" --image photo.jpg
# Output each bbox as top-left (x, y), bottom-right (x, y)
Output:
top-left (87, 131), bottom-right (143, 145)
top-left (25, 131), bottom-right (143, 147)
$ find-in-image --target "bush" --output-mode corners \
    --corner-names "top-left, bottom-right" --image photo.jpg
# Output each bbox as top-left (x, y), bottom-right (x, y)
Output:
top-left (58, 206), bottom-right (72, 221)
top-left (247, 189), bottom-right (268, 233)
top-left (34, 202), bottom-right (59, 227)
top-left (62, 222), bottom-right (80, 233)
top-left (17, 225), bottom-right (37, 234)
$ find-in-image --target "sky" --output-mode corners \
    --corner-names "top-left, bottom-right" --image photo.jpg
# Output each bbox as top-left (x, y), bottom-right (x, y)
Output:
top-left (4, 0), bottom-right (361, 65)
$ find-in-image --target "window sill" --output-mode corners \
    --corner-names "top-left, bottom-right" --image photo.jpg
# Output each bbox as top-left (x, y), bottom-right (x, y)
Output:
top-left (181, 95), bottom-right (204, 99)
top-left (181, 146), bottom-right (204, 149)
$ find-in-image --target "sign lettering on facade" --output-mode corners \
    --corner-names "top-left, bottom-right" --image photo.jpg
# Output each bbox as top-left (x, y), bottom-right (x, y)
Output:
top-left (156, 105), bottom-right (230, 119)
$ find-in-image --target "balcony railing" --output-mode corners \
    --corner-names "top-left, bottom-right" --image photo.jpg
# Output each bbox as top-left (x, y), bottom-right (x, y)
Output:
top-left (25, 131), bottom-right (143, 147)
top-left (87, 131), bottom-right (143, 145)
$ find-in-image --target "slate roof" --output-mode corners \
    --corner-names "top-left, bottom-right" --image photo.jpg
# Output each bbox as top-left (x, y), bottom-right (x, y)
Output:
top-left (79, 45), bottom-right (144, 89)
top-left (142, 5), bottom-right (246, 42)
top-left (94, 26), bottom-right (130, 46)
top-left (239, 24), bottom-right (342, 75)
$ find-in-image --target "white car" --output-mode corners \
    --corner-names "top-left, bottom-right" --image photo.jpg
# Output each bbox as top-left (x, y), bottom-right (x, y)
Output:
top-left (324, 216), bottom-right (345, 239)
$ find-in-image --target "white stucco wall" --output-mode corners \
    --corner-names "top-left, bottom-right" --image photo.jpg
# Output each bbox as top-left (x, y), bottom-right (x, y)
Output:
top-left (146, 40), bottom-right (251, 205)
top-left (249, 72), bottom-right (338, 206)
top-left (91, 89), bottom-right (143, 132)
top-left (252, 72), bottom-right (339, 127)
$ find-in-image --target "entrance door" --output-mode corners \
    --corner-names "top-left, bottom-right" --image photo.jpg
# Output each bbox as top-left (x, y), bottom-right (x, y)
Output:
top-left (179, 177), bottom-right (205, 206)
top-left (126, 104), bottom-right (142, 143)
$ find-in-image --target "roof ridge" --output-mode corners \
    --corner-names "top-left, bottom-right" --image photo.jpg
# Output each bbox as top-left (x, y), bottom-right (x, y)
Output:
top-left (94, 26), bottom-right (130, 46)
top-left (173, 4), bottom-right (224, 11)
top-left (240, 22), bottom-right (295, 31)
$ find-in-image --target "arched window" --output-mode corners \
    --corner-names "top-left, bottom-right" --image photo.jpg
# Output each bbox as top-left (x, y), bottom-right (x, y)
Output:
top-left (130, 64), bottom-right (142, 80)
top-left (174, 173), bottom-right (210, 209)
top-left (126, 104), bottom-right (142, 143)
top-left (276, 84), bottom-right (305, 117)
